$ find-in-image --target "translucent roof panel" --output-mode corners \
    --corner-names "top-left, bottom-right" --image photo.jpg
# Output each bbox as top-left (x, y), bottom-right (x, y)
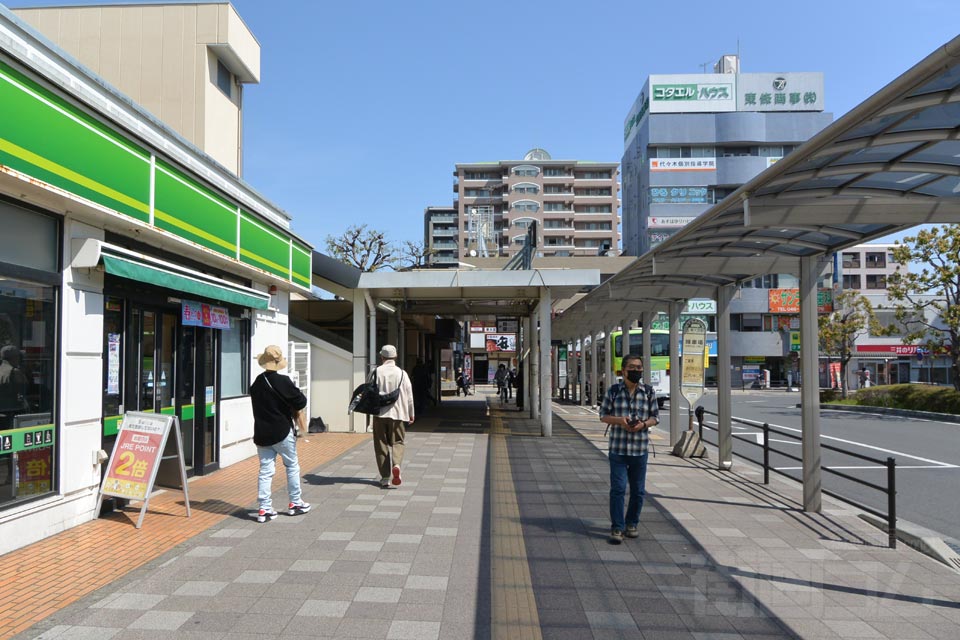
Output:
top-left (908, 65), bottom-right (960, 97)
top-left (890, 102), bottom-right (960, 133)
top-left (832, 142), bottom-right (924, 166)
top-left (837, 113), bottom-right (905, 142)
top-left (785, 174), bottom-right (862, 191)
top-left (914, 176), bottom-right (960, 197)
top-left (855, 171), bottom-right (936, 191)
top-left (909, 140), bottom-right (960, 166)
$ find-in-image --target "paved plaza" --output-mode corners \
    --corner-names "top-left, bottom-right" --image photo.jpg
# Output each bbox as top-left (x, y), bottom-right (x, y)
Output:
top-left (5, 390), bottom-right (960, 640)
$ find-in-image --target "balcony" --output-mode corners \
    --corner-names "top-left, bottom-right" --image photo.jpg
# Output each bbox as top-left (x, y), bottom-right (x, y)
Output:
top-left (543, 226), bottom-right (575, 233)
top-left (432, 229), bottom-right (456, 237)
top-left (432, 241), bottom-right (457, 250)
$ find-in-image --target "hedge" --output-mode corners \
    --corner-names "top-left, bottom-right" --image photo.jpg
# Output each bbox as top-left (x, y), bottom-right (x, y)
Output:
top-left (843, 384), bottom-right (960, 414)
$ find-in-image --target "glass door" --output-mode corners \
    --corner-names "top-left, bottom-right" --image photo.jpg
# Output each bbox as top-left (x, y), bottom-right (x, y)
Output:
top-left (176, 326), bottom-right (218, 475)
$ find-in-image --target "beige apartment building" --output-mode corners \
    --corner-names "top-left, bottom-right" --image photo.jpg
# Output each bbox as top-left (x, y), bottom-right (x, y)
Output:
top-left (13, 1), bottom-right (259, 176)
top-left (450, 148), bottom-right (620, 261)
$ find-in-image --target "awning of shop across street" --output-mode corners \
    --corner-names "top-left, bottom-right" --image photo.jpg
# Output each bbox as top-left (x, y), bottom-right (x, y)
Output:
top-left (102, 253), bottom-right (270, 310)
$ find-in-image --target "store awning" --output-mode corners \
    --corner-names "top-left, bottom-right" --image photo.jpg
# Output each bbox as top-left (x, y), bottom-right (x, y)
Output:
top-left (101, 254), bottom-right (269, 309)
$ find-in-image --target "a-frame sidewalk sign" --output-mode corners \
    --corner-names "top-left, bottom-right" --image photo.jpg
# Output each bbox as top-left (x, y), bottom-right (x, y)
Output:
top-left (96, 411), bottom-right (191, 529)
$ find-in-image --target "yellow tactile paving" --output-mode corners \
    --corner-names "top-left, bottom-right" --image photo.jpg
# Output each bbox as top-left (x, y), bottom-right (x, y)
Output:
top-left (0, 433), bottom-right (367, 640)
top-left (489, 410), bottom-right (543, 640)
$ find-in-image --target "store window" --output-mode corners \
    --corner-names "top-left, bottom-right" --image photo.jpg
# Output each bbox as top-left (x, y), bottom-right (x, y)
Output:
top-left (0, 202), bottom-right (59, 508)
top-left (220, 316), bottom-right (250, 398)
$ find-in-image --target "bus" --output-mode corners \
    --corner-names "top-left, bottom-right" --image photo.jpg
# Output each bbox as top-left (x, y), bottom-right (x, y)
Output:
top-left (610, 329), bottom-right (670, 407)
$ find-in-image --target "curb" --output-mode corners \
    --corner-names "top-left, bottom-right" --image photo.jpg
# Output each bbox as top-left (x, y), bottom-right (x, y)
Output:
top-left (817, 403), bottom-right (960, 424)
top-left (859, 514), bottom-right (960, 573)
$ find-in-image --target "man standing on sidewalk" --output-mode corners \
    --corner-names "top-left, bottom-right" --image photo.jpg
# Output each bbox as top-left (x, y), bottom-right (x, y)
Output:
top-left (250, 345), bottom-right (311, 523)
top-left (373, 345), bottom-right (414, 488)
top-left (599, 354), bottom-right (658, 544)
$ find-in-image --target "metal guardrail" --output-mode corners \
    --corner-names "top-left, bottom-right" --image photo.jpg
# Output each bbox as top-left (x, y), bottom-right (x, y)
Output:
top-left (697, 408), bottom-right (897, 549)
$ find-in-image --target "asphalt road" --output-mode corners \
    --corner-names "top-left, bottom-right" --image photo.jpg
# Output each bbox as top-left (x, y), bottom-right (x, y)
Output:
top-left (687, 390), bottom-right (960, 544)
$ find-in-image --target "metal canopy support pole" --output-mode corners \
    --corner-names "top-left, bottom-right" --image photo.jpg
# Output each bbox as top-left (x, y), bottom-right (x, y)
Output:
top-left (397, 314), bottom-right (405, 366)
top-left (716, 285), bottom-right (733, 469)
top-left (522, 315), bottom-right (532, 416)
top-left (800, 254), bottom-right (823, 512)
top-left (641, 311), bottom-right (652, 387)
top-left (540, 287), bottom-right (553, 437)
top-left (579, 334), bottom-right (587, 406)
top-left (590, 330), bottom-right (598, 407)
top-left (351, 293), bottom-right (367, 433)
top-left (603, 324), bottom-right (613, 398)
top-left (669, 300), bottom-right (683, 446)
top-left (531, 307), bottom-right (541, 422)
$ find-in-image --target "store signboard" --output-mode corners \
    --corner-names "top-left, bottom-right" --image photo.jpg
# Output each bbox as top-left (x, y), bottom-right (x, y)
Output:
top-left (737, 73), bottom-right (824, 112)
top-left (496, 318), bottom-right (519, 333)
top-left (650, 158), bottom-right (716, 172)
top-left (182, 300), bottom-right (230, 330)
top-left (648, 216), bottom-right (696, 228)
top-left (768, 289), bottom-right (833, 314)
top-left (790, 331), bottom-right (801, 352)
top-left (649, 74), bottom-right (736, 113)
top-left (857, 344), bottom-right (926, 355)
top-left (623, 80), bottom-right (651, 149)
top-left (485, 334), bottom-right (516, 352)
top-left (649, 186), bottom-right (712, 205)
top-left (684, 299), bottom-right (716, 314)
top-left (97, 412), bottom-right (191, 529)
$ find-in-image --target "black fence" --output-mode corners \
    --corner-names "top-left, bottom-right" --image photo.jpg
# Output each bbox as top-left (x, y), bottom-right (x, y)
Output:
top-left (696, 408), bottom-right (897, 549)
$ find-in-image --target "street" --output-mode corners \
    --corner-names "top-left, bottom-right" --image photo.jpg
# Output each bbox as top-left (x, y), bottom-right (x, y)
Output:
top-left (692, 390), bottom-right (960, 544)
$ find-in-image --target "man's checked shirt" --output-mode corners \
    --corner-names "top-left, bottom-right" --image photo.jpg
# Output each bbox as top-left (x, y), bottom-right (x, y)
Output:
top-left (599, 381), bottom-right (659, 456)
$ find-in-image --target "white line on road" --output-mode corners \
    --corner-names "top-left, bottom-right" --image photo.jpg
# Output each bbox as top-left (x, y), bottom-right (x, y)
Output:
top-left (703, 420), bottom-right (956, 468)
top-left (553, 404), bottom-right (568, 414)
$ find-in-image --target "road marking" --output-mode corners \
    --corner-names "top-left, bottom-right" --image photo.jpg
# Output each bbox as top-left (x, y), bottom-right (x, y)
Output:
top-left (553, 404), bottom-right (568, 414)
top-left (777, 464), bottom-right (958, 471)
top-left (704, 419), bottom-right (957, 468)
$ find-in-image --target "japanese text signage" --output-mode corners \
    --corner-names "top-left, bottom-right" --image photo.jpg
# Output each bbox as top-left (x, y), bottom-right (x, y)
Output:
top-left (647, 74), bottom-right (736, 113)
top-left (101, 413), bottom-right (171, 501)
top-left (649, 216), bottom-right (696, 228)
top-left (768, 289), bottom-right (833, 314)
top-left (681, 318), bottom-right (707, 406)
top-left (623, 81), bottom-right (650, 149)
top-left (649, 187), bottom-right (713, 205)
top-left (737, 73), bottom-right (824, 112)
top-left (650, 158), bottom-right (716, 172)
top-left (181, 299), bottom-right (230, 330)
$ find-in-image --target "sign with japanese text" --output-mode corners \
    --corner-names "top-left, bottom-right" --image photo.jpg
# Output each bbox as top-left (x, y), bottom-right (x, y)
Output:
top-left (181, 300), bottom-right (230, 330)
top-left (648, 75), bottom-right (736, 113)
top-left (737, 73), bottom-right (824, 112)
top-left (768, 289), bottom-right (833, 314)
top-left (485, 334), bottom-right (517, 352)
top-left (684, 299), bottom-right (716, 315)
top-left (496, 318), bottom-right (519, 333)
top-left (648, 216), bottom-right (697, 228)
top-left (650, 158), bottom-right (717, 172)
top-left (790, 331), bottom-right (801, 352)
top-left (649, 186), bottom-right (713, 205)
top-left (855, 344), bottom-right (941, 355)
top-left (623, 81), bottom-right (650, 149)
top-left (101, 413), bottom-right (171, 502)
top-left (681, 318), bottom-right (707, 406)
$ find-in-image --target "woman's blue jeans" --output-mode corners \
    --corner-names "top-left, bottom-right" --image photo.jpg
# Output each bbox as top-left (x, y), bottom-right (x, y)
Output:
top-left (609, 451), bottom-right (648, 531)
top-left (257, 430), bottom-right (301, 511)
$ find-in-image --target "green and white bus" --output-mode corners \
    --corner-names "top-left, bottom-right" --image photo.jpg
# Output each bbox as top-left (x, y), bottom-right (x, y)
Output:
top-left (610, 328), bottom-right (670, 408)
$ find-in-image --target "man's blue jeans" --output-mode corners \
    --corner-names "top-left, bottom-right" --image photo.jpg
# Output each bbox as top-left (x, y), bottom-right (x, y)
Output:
top-left (609, 451), bottom-right (648, 531)
top-left (257, 430), bottom-right (302, 511)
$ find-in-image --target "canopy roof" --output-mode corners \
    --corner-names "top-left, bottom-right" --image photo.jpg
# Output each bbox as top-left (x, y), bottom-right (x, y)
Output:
top-left (556, 35), bottom-right (960, 339)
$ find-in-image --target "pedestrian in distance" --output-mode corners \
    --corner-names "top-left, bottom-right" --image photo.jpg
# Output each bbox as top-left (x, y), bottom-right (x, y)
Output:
top-left (456, 367), bottom-right (468, 397)
top-left (494, 363), bottom-right (509, 403)
top-left (506, 367), bottom-right (516, 399)
top-left (373, 345), bottom-right (415, 488)
top-left (599, 354), bottom-right (659, 544)
top-left (249, 345), bottom-right (311, 523)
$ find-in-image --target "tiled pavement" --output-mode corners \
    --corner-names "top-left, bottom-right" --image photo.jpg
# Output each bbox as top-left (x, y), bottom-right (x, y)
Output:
top-left (7, 391), bottom-right (960, 639)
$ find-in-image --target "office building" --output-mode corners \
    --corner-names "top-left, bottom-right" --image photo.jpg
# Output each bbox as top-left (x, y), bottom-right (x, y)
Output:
top-left (453, 149), bottom-right (620, 259)
top-left (621, 56), bottom-right (833, 255)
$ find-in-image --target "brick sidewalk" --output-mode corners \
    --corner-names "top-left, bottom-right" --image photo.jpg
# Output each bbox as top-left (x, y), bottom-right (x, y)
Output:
top-left (0, 433), bottom-right (367, 640)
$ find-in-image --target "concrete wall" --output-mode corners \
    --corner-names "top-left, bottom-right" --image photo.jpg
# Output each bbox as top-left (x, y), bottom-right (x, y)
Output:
top-left (289, 326), bottom-right (353, 433)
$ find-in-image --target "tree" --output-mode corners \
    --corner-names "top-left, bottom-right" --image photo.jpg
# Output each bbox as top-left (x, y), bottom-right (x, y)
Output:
top-left (393, 240), bottom-right (436, 271)
top-left (325, 224), bottom-right (394, 272)
top-left (818, 290), bottom-right (878, 398)
top-left (885, 225), bottom-right (960, 391)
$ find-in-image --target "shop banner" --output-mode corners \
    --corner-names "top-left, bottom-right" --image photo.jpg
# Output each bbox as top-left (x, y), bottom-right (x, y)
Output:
top-left (650, 158), bottom-right (717, 172)
top-left (768, 289), bottom-right (833, 314)
top-left (101, 413), bottom-right (171, 501)
top-left (649, 216), bottom-right (696, 228)
top-left (485, 334), bottom-right (517, 352)
top-left (181, 300), bottom-right (230, 330)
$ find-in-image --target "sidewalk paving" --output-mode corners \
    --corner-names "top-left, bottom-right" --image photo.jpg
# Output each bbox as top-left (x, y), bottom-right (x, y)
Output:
top-left (4, 391), bottom-right (960, 639)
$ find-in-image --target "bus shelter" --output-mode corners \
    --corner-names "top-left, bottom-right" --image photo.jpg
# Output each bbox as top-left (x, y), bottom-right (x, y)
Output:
top-left (554, 34), bottom-right (960, 514)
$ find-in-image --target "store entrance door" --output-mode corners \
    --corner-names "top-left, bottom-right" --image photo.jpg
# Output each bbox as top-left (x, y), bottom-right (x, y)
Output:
top-left (175, 326), bottom-right (218, 475)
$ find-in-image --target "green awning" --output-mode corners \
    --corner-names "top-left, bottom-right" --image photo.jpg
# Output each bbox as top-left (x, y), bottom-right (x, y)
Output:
top-left (102, 254), bottom-right (270, 309)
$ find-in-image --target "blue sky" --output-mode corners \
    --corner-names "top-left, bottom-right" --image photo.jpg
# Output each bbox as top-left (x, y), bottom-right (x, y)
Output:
top-left (9, 0), bottom-right (959, 250)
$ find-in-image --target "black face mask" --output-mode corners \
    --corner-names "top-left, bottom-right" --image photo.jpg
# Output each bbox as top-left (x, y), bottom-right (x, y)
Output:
top-left (625, 370), bottom-right (642, 384)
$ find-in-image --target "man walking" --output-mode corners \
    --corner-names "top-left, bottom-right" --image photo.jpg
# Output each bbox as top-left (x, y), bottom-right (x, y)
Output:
top-left (249, 345), bottom-right (311, 523)
top-left (373, 345), bottom-right (414, 488)
top-left (599, 354), bottom-right (659, 544)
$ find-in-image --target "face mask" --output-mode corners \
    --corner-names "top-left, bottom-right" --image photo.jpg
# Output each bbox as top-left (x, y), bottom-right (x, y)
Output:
top-left (626, 370), bottom-right (642, 384)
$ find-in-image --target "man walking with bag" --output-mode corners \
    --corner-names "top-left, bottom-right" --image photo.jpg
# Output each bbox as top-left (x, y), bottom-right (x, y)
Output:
top-left (373, 345), bottom-right (414, 488)
top-left (250, 345), bottom-right (311, 523)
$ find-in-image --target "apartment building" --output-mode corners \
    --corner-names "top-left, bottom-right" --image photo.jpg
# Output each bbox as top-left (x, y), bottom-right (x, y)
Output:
top-left (451, 149), bottom-right (620, 259)
top-left (838, 244), bottom-right (900, 292)
top-left (621, 55), bottom-right (834, 255)
top-left (424, 207), bottom-right (459, 267)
